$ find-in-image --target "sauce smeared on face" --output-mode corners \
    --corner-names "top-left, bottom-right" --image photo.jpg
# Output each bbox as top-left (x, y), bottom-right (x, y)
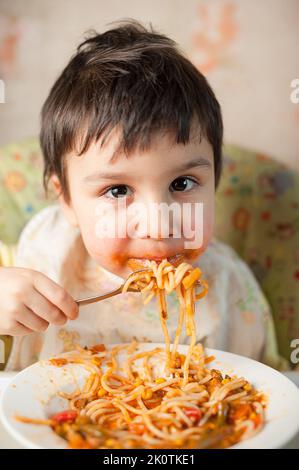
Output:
top-left (127, 248), bottom-right (204, 271)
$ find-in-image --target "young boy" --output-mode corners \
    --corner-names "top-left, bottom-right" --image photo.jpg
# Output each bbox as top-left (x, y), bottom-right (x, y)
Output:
top-left (0, 20), bottom-right (285, 371)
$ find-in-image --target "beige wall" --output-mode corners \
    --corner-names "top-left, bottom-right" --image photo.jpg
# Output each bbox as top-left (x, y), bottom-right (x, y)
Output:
top-left (0, 0), bottom-right (298, 169)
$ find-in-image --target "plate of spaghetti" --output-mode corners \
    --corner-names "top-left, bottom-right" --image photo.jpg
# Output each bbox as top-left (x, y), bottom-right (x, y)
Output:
top-left (1, 259), bottom-right (299, 449)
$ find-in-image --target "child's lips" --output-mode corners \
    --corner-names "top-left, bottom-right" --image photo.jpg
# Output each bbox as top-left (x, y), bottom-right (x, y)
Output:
top-left (127, 253), bottom-right (185, 270)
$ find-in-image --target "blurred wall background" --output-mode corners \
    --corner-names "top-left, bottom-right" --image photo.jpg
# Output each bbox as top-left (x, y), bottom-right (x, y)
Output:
top-left (0, 0), bottom-right (298, 169)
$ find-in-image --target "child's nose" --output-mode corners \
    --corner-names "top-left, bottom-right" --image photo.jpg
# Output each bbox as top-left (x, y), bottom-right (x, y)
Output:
top-left (132, 204), bottom-right (177, 240)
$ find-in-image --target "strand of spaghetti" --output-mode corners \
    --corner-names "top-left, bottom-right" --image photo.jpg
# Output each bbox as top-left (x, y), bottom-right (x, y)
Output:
top-left (110, 400), bottom-right (132, 423)
top-left (174, 263), bottom-right (192, 286)
top-left (169, 270), bottom-right (176, 290)
top-left (225, 391), bottom-right (248, 402)
top-left (142, 414), bottom-right (174, 440)
top-left (182, 289), bottom-right (197, 387)
top-left (142, 290), bottom-right (156, 304)
top-left (100, 344), bottom-right (133, 393)
top-left (99, 414), bottom-right (124, 427)
top-left (142, 348), bottom-right (163, 382)
top-left (110, 345), bottom-right (126, 369)
top-left (109, 373), bottom-right (132, 384)
top-left (235, 404), bottom-right (265, 441)
top-left (127, 340), bottom-right (139, 354)
top-left (137, 396), bottom-right (150, 413)
top-left (148, 377), bottom-right (179, 392)
top-left (122, 272), bottom-right (148, 292)
top-left (195, 280), bottom-right (209, 299)
top-left (148, 260), bottom-right (158, 279)
top-left (84, 400), bottom-right (114, 414)
top-left (89, 408), bottom-right (119, 423)
top-left (142, 414), bottom-right (203, 441)
top-left (211, 378), bottom-right (247, 401)
top-left (58, 388), bottom-right (82, 400)
top-left (135, 397), bottom-right (183, 427)
top-left (160, 392), bottom-right (208, 406)
top-left (182, 333), bottom-right (196, 388)
top-left (161, 400), bottom-right (202, 412)
top-left (164, 270), bottom-right (175, 292)
top-left (104, 413), bottom-right (123, 424)
top-left (61, 358), bottom-right (100, 374)
top-left (122, 348), bottom-right (162, 381)
top-left (113, 400), bottom-right (160, 417)
top-left (173, 406), bottom-right (193, 427)
top-left (235, 419), bottom-right (256, 441)
top-left (100, 374), bottom-right (130, 394)
top-left (156, 289), bottom-right (171, 373)
top-left (153, 412), bottom-right (183, 428)
top-left (137, 433), bottom-right (162, 446)
top-left (61, 370), bottom-right (98, 403)
top-left (170, 285), bottom-right (186, 366)
top-left (185, 287), bottom-right (193, 336)
top-left (156, 260), bottom-right (170, 289)
top-left (169, 367), bottom-right (202, 376)
top-left (198, 373), bottom-right (212, 384)
top-left (163, 272), bottom-right (171, 292)
top-left (14, 416), bottom-right (54, 426)
top-left (69, 399), bottom-right (83, 412)
top-left (121, 385), bottom-right (146, 402)
top-left (140, 279), bottom-right (155, 293)
top-left (71, 373), bottom-right (101, 401)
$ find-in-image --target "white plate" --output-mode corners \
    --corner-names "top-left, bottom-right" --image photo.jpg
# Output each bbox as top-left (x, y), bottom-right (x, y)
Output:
top-left (1, 343), bottom-right (299, 449)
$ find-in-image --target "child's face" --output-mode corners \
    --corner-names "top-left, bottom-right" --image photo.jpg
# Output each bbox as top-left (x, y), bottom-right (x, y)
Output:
top-left (56, 125), bottom-right (215, 279)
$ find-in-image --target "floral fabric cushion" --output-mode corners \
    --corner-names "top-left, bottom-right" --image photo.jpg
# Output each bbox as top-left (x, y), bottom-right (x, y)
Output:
top-left (0, 138), bottom-right (54, 244)
top-left (216, 145), bottom-right (299, 362)
top-left (0, 138), bottom-right (298, 365)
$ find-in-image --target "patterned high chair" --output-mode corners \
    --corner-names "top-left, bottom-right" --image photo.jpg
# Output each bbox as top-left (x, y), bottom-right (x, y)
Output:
top-left (0, 138), bottom-right (298, 370)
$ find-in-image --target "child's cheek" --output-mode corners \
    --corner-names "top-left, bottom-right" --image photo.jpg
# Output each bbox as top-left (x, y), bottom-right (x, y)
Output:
top-left (80, 226), bottom-right (128, 272)
top-left (202, 210), bottom-right (214, 248)
top-left (184, 201), bottom-right (214, 262)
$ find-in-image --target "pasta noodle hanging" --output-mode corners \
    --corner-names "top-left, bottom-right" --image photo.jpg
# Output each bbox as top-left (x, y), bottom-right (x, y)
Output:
top-left (122, 259), bottom-right (208, 385)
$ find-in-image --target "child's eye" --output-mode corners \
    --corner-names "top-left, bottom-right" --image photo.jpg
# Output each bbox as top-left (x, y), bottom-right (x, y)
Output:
top-left (104, 185), bottom-right (133, 199)
top-left (169, 177), bottom-right (199, 192)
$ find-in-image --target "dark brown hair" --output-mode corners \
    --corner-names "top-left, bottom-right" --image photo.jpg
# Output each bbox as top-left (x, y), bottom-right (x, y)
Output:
top-left (40, 19), bottom-right (223, 202)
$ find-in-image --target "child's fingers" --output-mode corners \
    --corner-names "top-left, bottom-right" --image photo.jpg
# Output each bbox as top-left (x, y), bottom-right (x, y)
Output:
top-left (25, 289), bottom-right (68, 326)
top-left (14, 321), bottom-right (35, 336)
top-left (32, 272), bottom-right (79, 320)
top-left (17, 306), bottom-right (49, 332)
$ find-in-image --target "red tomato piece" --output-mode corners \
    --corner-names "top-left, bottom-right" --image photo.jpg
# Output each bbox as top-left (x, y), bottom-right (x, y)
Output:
top-left (51, 410), bottom-right (78, 424)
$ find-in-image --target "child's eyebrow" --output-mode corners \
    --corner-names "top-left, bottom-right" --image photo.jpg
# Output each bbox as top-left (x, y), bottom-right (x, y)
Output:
top-left (83, 172), bottom-right (126, 183)
top-left (175, 157), bottom-right (212, 172)
top-left (83, 157), bottom-right (211, 184)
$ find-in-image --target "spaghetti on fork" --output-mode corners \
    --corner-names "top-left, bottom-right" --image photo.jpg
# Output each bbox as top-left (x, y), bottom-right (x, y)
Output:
top-left (122, 259), bottom-right (208, 386)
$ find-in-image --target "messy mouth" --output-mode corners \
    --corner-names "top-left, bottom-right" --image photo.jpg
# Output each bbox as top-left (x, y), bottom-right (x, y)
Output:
top-left (127, 253), bottom-right (185, 270)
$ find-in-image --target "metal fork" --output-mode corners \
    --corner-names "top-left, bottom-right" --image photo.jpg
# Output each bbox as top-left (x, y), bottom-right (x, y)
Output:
top-left (76, 269), bottom-right (149, 306)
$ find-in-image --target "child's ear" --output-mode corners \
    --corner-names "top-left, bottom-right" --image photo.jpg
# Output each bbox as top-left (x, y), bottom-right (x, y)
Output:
top-left (50, 174), bottom-right (78, 227)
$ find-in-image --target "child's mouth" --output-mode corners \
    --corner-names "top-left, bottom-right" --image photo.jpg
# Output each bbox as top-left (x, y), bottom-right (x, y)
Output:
top-left (127, 253), bottom-right (185, 270)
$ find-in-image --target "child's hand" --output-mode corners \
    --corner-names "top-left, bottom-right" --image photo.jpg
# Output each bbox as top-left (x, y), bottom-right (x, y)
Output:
top-left (0, 267), bottom-right (79, 336)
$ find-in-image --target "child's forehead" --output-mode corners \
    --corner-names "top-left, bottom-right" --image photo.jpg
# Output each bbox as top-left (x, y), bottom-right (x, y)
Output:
top-left (73, 120), bottom-right (207, 165)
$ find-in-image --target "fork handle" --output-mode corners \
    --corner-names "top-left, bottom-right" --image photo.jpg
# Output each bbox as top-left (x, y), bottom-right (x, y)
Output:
top-left (76, 285), bottom-right (123, 306)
